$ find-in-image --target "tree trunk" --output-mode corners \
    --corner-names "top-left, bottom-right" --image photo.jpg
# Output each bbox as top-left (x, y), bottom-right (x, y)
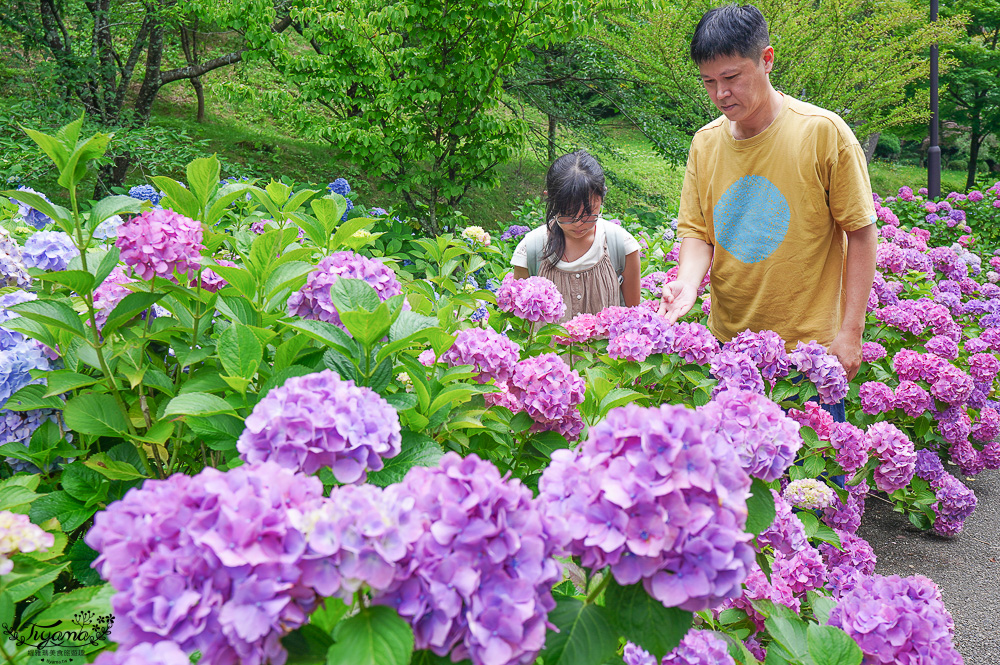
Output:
top-left (547, 113), bottom-right (557, 163)
top-left (94, 152), bottom-right (132, 198)
top-left (862, 132), bottom-right (881, 164)
top-left (967, 131), bottom-right (983, 191)
top-left (191, 76), bottom-right (206, 122)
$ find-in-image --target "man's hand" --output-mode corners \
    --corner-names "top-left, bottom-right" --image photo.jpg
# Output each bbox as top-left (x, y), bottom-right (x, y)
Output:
top-left (828, 330), bottom-right (863, 382)
top-left (658, 281), bottom-right (698, 323)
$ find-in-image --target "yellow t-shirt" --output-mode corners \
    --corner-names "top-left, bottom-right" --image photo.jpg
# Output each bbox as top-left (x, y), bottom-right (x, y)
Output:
top-left (677, 94), bottom-right (876, 349)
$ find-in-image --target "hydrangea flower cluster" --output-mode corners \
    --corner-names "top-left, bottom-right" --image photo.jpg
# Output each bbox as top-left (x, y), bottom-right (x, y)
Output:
top-left (21, 231), bottom-right (79, 271)
top-left (86, 463), bottom-right (326, 665)
top-left (828, 574), bottom-right (963, 665)
top-left (932, 474), bottom-right (977, 537)
top-left (375, 453), bottom-right (562, 665)
top-left (93, 214), bottom-right (123, 241)
top-left (859, 381), bottom-right (895, 414)
top-left (500, 225), bottom-right (531, 242)
top-left (0, 228), bottom-right (31, 288)
top-left (116, 209), bottom-right (204, 281)
top-left (0, 337), bottom-right (51, 407)
top-left (0, 510), bottom-right (54, 574)
top-left (198, 259), bottom-right (237, 292)
top-left (789, 341), bottom-right (848, 404)
top-left (866, 422), bottom-right (917, 492)
top-left (539, 403), bottom-right (754, 612)
top-left (286, 251), bottom-right (404, 328)
top-left (609, 330), bottom-right (656, 362)
top-left (507, 353), bottom-right (584, 426)
top-left (11, 186), bottom-right (53, 228)
top-left (623, 631), bottom-right (735, 665)
top-left (441, 327), bottom-right (521, 384)
top-left (328, 177), bottom-right (351, 197)
top-left (461, 225), bottom-right (491, 246)
top-left (495, 274), bottom-right (566, 323)
top-left (823, 479), bottom-right (869, 534)
top-left (827, 422), bottom-right (870, 475)
top-left (127, 184), bottom-right (163, 205)
top-left (820, 530), bottom-right (877, 598)
top-left (561, 312), bottom-right (601, 343)
top-left (699, 389), bottom-right (802, 482)
top-left (670, 322), bottom-right (719, 365)
top-left (783, 479), bottom-right (836, 510)
top-left (1, 409), bottom-right (66, 472)
top-left (237, 369), bottom-right (400, 483)
top-left (290, 483), bottom-right (423, 600)
top-left (722, 329), bottom-right (790, 382)
top-left (710, 350), bottom-right (765, 395)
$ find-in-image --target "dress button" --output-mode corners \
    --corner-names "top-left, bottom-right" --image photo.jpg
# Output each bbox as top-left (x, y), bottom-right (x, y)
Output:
top-left (576, 294), bottom-right (582, 300)
top-left (575, 273), bottom-right (580, 278)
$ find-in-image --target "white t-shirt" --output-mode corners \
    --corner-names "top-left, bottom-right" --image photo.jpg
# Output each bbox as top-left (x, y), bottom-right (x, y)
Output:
top-left (511, 219), bottom-right (641, 272)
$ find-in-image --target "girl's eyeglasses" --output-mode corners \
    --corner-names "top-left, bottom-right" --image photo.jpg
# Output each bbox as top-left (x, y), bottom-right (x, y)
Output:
top-left (552, 210), bottom-right (601, 227)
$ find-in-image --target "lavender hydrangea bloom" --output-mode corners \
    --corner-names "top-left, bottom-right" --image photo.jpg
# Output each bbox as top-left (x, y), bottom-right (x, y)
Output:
top-left (508, 353), bottom-right (585, 424)
top-left (375, 453), bottom-right (562, 665)
top-left (609, 330), bottom-right (655, 362)
top-left (756, 490), bottom-right (808, 556)
top-left (496, 274), bottom-right (566, 323)
top-left (92, 266), bottom-right (136, 329)
top-left (789, 341), bottom-right (848, 404)
top-left (540, 403), bottom-right (754, 612)
top-left (670, 322), bottom-right (719, 365)
top-left (894, 380), bottom-right (932, 418)
top-left (116, 209), bottom-right (204, 280)
top-left (500, 225), bottom-right (531, 242)
top-left (929, 365), bottom-right (974, 406)
top-left (287, 251), bottom-right (404, 328)
top-left (700, 390), bottom-right (802, 482)
top-left (822, 479), bottom-right (868, 534)
top-left (441, 327), bottom-right (521, 384)
top-left (22, 231), bottom-right (80, 271)
top-left (829, 574), bottom-right (963, 665)
top-left (0, 338), bottom-right (50, 407)
top-left (11, 186), bottom-right (53, 228)
top-left (861, 342), bottom-right (887, 362)
top-left (771, 545), bottom-right (827, 595)
top-left (237, 369), bottom-right (400, 483)
top-left (723, 329), bottom-right (790, 382)
top-left (859, 381), bottom-right (895, 415)
top-left (86, 463), bottom-right (325, 665)
top-left (820, 531), bottom-right (876, 579)
top-left (92, 641), bottom-right (190, 665)
top-left (127, 184), bottom-right (163, 205)
top-left (867, 422), bottom-right (917, 492)
top-left (828, 422), bottom-right (869, 475)
top-left (624, 631), bottom-right (735, 665)
top-left (93, 214), bottom-right (123, 241)
top-left (0, 228), bottom-right (31, 288)
top-left (925, 335), bottom-right (959, 359)
top-left (933, 474), bottom-right (977, 537)
top-left (915, 449), bottom-right (946, 485)
top-left (710, 350), bottom-right (765, 395)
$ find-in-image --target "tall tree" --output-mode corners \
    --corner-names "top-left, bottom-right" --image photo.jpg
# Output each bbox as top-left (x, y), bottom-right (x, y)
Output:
top-left (599, 0), bottom-right (964, 158)
top-left (0, 0), bottom-right (291, 190)
top-left (941, 0), bottom-right (1000, 189)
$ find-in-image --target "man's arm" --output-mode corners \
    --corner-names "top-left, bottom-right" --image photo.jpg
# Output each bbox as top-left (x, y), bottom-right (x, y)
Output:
top-left (828, 223), bottom-right (877, 381)
top-left (658, 238), bottom-right (714, 323)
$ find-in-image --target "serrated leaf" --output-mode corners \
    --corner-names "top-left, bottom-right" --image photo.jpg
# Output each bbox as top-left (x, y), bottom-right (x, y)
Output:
top-left (10, 299), bottom-right (85, 336)
top-left (31, 583), bottom-right (114, 626)
top-left (329, 278), bottom-right (381, 312)
top-left (0, 557), bottom-right (69, 602)
top-left (151, 175), bottom-right (200, 217)
top-left (807, 624), bottom-right (862, 665)
top-left (29, 491), bottom-right (94, 532)
top-left (367, 431), bottom-right (443, 487)
top-left (540, 597), bottom-right (618, 665)
top-left (746, 478), bottom-right (776, 535)
top-left (43, 370), bottom-right (99, 397)
top-left (327, 605), bottom-right (413, 665)
top-left (4, 384), bottom-right (65, 411)
top-left (605, 580), bottom-right (692, 659)
top-left (163, 393), bottom-right (238, 417)
top-left (63, 393), bottom-right (128, 436)
top-left (39, 269), bottom-right (95, 293)
top-left (101, 292), bottom-right (166, 336)
top-left (218, 322), bottom-right (263, 379)
top-left (84, 452), bottom-right (147, 481)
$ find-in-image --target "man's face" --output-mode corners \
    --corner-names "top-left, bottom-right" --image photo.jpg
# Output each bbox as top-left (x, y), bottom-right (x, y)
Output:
top-left (697, 47), bottom-right (774, 125)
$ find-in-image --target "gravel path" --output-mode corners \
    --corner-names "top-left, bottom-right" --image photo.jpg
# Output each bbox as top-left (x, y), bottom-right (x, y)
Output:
top-left (857, 469), bottom-right (1000, 664)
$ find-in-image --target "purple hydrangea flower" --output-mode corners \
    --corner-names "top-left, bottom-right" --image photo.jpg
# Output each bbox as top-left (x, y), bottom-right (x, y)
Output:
top-left (828, 422), bottom-right (870, 475)
top-left (822, 479), bottom-right (868, 534)
top-left (829, 574), bottom-right (963, 665)
top-left (11, 186), bottom-right (54, 228)
top-left (969, 353), bottom-right (1000, 384)
top-left (700, 389), bottom-right (802, 482)
top-left (709, 350), bottom-right (765, 394)
top-left (932, 473), bottom-right (977, 537)
top-left (375, 453), bottom-right (562, 665)
top-left (771, 545), bottom-right (827, 596)
top-left (789, 341), bottom-right (848, 404)
top-left (441, 328), bottom-right (521, 384)
top-left (0, 338), bottom-right (50, 408)
top-left (722, 330), bottom-right (790, 381)
top-left (861, 342), bottom-right (887, 362)
top-left (925, 335), bottom-right (959, 359)
top-left (198, 259), bottom-right (237, 293)
top-left (286, 251), bottom-right (404, 328)
top-left (867, 422), bottom-right (917, 492)
top-left (893, 380), bottom-right (932, 419)
top-left (92, 641), bottom-right (190, 665)
top-left (237, 369), bottom-right (401, 483)
top-left (116, 209), bottom-right (204, 281)
top-left (22, 231), bottom-right (79, 271)
top-left (609, 330), bottom-right (655, 362)
top-left (539, 403), bottom-right (754, 612)
top-left (624, 630), bottom-right (735, 665)
top-left (859, 381), bottom-right (895, 415)
top-left (756, 490), bottom-right (808, 556)
top-left (508, 353), bottom-right (585, 424)
top-left (495, 274), bottom-right (566, 323)
top-left (820, 531), bottom-right (876, 579)
top-left (500, 225), bottom-right (531, 242)
top-left (670, 322), bottom-right (719, 365)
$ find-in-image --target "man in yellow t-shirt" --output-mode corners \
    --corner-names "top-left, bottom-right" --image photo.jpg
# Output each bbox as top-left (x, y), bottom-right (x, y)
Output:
top-left (658, 3), bottom-right (877, 384)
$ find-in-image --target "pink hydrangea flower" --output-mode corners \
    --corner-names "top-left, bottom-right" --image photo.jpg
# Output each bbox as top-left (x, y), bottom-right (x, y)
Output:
top-left (495, 274), bottom-right (566, 323)
top-left (116, 209), bottom-right (204, 281)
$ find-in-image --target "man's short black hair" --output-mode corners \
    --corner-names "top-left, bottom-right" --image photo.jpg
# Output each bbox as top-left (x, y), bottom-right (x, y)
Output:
top-left (690, 4), bottom-right (770, 65)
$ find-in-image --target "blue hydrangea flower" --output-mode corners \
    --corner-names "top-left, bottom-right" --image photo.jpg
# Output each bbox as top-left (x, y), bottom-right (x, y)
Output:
top-left (11, 187), bottom-right (53, 229)
top-left (127, 184), bottom-right (163, 205)
top-left (328, 178), bottom-right (351, 197)
top-left (0, 338), bottom-right (50, 407)
top-left (93, 215), bottom-right (123, 241)
top-left (0, 290), bottom-right (36, 350)
top-left (342, 197), bottom-right (354, 222)
top-left (22, 231), bottom-right (79, 271)
top-left (369, 207), bottom-right (388, 216)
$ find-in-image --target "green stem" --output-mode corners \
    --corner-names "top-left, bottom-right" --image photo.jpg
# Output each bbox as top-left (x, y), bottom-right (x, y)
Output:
top-left (585, 570), bottom-right (612, 605)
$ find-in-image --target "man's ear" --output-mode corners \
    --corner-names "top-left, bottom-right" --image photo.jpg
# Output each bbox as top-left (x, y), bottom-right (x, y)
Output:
top-left (762, 45), bottom-right (775, 74)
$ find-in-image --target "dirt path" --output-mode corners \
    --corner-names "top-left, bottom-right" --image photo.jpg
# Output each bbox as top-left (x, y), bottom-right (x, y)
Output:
top-left (856, 469), bottom-right (1000, 664)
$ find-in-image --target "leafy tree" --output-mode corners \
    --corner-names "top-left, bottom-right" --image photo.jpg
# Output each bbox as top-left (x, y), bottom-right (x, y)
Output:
top-left (600, 0), bottom-right (964, 158)
top-left (244, 0), bottom-right (638, 234)
top-left (941, 0), bottom-right (1000, 189)
top-left (0, 0), bottom-right (292, 190)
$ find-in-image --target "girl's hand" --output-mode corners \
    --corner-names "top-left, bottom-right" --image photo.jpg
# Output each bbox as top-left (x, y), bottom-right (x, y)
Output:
top-left (658, 281), bottom-right (697, 323)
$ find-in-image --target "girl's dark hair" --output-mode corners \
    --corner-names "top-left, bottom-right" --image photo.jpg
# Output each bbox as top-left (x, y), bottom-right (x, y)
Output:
top-left (542, 150), bottom-right (607, 265)
top-left (690, 4), bottom-right (770, 65)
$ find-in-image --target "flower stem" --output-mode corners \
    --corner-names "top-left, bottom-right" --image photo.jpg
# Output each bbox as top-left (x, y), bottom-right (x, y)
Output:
top-left (585, 570), bottom-right (612, 605)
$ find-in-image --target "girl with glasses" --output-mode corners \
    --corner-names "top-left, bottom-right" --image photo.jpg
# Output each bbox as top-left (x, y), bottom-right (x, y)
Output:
top-left (511, 150), bottom-right (642, 322)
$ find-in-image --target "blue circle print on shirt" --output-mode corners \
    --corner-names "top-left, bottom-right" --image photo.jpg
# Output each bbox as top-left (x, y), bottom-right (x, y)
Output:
top-left (713, 175), bottom-right (790, 264)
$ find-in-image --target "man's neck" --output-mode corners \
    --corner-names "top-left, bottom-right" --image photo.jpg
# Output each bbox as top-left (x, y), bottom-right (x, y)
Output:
top-left (731, 89), bottom-right (784, 140)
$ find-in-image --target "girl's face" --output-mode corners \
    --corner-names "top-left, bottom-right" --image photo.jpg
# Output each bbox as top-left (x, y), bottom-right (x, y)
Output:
top-left (554, 193), bottom-right (603, 239)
